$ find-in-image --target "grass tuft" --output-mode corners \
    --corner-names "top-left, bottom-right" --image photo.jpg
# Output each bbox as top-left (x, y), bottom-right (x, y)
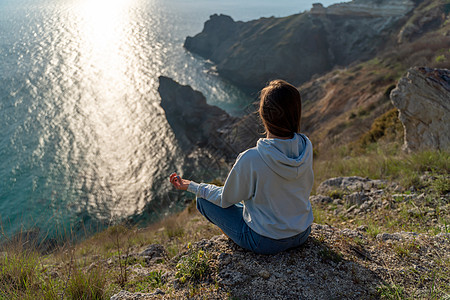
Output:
top-left (319, 247), bottom-right (343, 263)
top-left (66, 265), bottom-right (108, 300)
top-left (377, 283), bottom-right (405, 299)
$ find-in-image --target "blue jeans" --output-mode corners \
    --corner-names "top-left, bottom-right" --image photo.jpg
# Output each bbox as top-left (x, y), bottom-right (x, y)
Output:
top-left (196, 198), bottom-right (311, 255)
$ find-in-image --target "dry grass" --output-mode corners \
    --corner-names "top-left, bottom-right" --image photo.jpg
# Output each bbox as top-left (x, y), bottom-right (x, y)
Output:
top-left (0, 199), bottom-right (222, 299)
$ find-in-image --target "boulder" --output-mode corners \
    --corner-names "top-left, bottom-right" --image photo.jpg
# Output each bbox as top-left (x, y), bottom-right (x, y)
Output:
top-left (390, 67), bottom-right (450, 152)
top-left (139, 244), bottom-right (169, 264)
top-left (345, 191), bottom-right (370, 206)
top-left (317, 176), bottom-right (386, 194)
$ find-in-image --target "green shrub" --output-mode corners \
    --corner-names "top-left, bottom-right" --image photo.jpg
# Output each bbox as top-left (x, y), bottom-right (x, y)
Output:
top-left (431, 175), bottom-right (450, 195)
top-left (435, 54), bottom-right (445, 63)
top-left (358, 108), bottom-right (403, 147)
top-left (175, 249), bottom-right (210, 284)
top-left (147, 270), bottom-right (164, 288)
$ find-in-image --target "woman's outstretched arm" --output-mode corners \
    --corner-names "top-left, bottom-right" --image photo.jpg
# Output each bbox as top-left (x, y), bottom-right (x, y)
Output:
top-left (169, 151), bottom-right (255, 208)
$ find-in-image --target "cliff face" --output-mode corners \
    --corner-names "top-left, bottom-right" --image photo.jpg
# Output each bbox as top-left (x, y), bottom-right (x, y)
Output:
top-left (178, 0), bottom-right (449, 153)
top-left (158, 76), bottom-right (263, 162)
top-left (184, 0), bottom-right (416, 90)
top-left (285, 0), bottom-right (449, 151)
top-left (391, 67), bottom-right (450, 152)
top-left (158, 76), bottom-right (234, 151)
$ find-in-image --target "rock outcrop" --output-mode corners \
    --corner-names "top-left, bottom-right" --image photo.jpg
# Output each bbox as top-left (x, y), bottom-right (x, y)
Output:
top-left (390, 67), bottom-right (450, 152)
top-left (184, 0), bottom-right (416, 90)
top-left (397, 0), bottom-right (448, 43)
top-left (158, 76), bottom-right (263, 161)
top-left (111, 226), bottom-right (450, 299)
top-left (158, 76), bottom-right (235, 152)
top-left (317, 176), bottom-right (388, 195)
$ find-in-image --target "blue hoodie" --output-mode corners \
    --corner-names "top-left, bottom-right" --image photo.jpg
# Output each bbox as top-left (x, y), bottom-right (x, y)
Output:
top-left (187, 133), bottom-right (314, 239)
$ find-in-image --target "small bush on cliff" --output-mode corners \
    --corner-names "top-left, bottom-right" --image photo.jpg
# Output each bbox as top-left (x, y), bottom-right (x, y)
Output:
top-left (147, 270), bottom-right (164, 288)
top-left (356, 108), bottom-right (403, 149)
top-left (431, 174), bottom-right (450, 195)
top-left (175, 247), bottom-right (210, 284)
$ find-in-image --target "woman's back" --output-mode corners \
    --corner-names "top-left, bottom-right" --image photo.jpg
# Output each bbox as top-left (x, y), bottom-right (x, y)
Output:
top-left (223, 133), bottom-right (314, 239)
top-left (170, 79), bottom-right (314, 254)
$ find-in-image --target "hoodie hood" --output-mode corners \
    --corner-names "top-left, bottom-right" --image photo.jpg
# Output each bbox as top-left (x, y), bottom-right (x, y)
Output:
top-left (256, 133), bottom-right (313, 180)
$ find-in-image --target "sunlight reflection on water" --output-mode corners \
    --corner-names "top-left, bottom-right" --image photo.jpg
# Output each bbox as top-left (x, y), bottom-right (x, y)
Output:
top-left (0, 0), bottom-right (340, 238)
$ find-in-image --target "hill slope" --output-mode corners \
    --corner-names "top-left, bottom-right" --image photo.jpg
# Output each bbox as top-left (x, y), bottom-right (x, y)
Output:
top-left (184, 0), bottom-right (449, 91)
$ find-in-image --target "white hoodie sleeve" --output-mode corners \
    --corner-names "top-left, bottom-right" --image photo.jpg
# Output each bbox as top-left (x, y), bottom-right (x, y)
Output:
top-left (187, 152), bottom-right (254, 208)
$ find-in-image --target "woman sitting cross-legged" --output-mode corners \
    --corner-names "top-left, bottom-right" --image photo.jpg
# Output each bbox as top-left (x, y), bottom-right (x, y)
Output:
top-left (170, 79), bottom-right (314, 255)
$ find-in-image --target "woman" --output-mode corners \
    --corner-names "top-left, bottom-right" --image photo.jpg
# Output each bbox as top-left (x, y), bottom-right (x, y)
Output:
top-left (170, 79), bottom-right (314, 255)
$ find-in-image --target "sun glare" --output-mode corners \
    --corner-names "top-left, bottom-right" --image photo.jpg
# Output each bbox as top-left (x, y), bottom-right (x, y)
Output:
top-left (74, 0), bottom-right (134, 76)
top-left (68, 0), bottom-right (143, 217)
top-left (79, 0), bottom-right (131, 17)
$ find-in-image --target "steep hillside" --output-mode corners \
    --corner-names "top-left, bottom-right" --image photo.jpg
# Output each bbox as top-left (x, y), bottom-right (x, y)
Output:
top-left (300, 2), bottom-right (450, 151)
top-left (183, 0), bottom-right (449, 152)
top-left (184, 0), bottom-right (445, 91)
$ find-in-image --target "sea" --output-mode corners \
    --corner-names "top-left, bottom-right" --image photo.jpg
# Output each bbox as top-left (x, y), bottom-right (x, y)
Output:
top-left (0, 0), bottom-right (339, 240)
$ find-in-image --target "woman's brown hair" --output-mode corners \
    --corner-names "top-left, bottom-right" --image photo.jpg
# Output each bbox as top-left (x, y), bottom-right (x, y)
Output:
top-left (259, 79), bottom-right (302, 138)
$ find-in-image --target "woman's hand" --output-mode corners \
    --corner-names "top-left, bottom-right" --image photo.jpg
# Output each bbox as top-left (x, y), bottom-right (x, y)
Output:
top-left (169, 173), bottom-right (190, 191)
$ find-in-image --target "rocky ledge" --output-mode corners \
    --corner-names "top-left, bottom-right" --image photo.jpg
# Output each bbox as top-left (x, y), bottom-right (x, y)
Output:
top-left (111, 177), bottom-right (449, 299)
top-left (111, 227), bottom-right (449, 299)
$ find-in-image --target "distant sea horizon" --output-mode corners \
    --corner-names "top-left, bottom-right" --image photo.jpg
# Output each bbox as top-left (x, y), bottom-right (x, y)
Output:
top-left (0, 0), bottom-right (341, 240)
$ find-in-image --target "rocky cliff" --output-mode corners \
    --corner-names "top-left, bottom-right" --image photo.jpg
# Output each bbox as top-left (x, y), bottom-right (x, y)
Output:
top-left (397, 0), bottom-right (449, 43)
top-left (158, 76), bottom-right (263, 162)
top-left (181, 0), bottom-right (450, 151)
top-left (391, 67), bottom-right (450, 152)
top-left (184, 0), bottom-right (417, 90)
top-left (158, 76), bottom-right (235, 152)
